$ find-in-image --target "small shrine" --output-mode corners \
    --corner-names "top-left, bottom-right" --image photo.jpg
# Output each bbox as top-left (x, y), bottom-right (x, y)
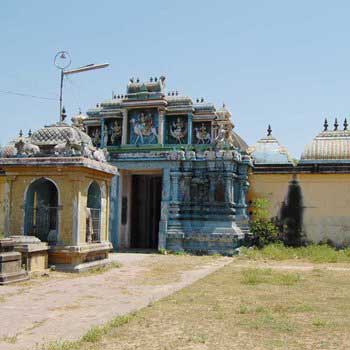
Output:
top-left (0, 116), bottom-right (118, 272)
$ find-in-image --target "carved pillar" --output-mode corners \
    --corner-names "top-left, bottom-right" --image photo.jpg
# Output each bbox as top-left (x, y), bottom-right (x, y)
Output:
top-left (158, 109), bottom-right (165, 144)
top-left (121, 109), bottom-right (128, 145)
top-left (170, 172), bottom-right (180, 202)
top-left (183, 173), bottom-right (192, 202)
top-left (187, 113), bottom-right (193, 144)
top-left (224, 175), bottom-right (233, 203)
top-left (100, 118), bottom-right (105, 148)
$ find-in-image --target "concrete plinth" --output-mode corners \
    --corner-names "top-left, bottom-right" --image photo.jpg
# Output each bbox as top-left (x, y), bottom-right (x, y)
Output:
top-left (10, 236), bottom-right (49, 272)
top-left (48, 242), bottom-right (112, 272)
top-left (0, 239), bottom-right (29, 285)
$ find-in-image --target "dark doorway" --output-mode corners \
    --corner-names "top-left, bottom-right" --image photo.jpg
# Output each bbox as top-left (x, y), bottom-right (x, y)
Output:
top-left (24, 178), bottom-right (59, 242)
top-left (131, 175), bottom-right (162, 249)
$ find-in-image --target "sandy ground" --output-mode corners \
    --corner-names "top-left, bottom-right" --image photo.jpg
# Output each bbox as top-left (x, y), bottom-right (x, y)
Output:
top-left (0, 253), bottom-right (231, 350)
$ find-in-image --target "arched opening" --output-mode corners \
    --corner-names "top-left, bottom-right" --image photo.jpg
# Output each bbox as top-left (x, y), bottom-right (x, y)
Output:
top-left (24, 178), bottom-right (59, 242)
top-left (86, 181), bottom-right (101, 242)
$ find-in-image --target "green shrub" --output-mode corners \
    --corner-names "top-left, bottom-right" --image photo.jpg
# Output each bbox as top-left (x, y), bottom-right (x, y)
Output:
top-left (250, 199), bottom-right (279, 248)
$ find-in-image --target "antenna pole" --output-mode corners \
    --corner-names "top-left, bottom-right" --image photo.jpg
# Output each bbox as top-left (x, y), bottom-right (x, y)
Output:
top-left (59, 69), bottom-right (64, 123)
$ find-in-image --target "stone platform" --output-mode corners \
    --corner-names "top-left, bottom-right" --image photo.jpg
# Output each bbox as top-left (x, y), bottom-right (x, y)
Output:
top-left (0, 239), bottom-right (28, 285)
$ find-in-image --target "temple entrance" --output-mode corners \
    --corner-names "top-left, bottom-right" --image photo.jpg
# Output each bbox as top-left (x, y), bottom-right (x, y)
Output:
top-left (24, 178), bottom-right (59, 242)
top-left (130, 175), bottom-right (162, 249)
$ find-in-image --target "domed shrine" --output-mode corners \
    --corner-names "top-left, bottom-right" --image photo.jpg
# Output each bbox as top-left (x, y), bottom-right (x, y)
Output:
top-left (248, 125), bottom-right (294, 166)
top-left (301, 118), bottom-right (350, 162)
top-left (0, 120), bottom-right (117, 272)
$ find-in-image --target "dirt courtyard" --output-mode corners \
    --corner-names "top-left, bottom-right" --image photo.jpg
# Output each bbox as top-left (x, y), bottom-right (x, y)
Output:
top-left (0, 253), bottom-right (230, 350)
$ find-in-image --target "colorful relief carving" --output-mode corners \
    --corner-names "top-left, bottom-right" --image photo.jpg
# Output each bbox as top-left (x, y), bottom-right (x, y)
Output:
top-left (193, 122), bottom-right (211, 144)
top-left (104, 119), bottom-right (122, 146)
top-left (167, 116), bottom-right (188, 144)
top-left (128, 109), bottom-right (159, 145)
top-left (88, 126), bottom-right (101, 147)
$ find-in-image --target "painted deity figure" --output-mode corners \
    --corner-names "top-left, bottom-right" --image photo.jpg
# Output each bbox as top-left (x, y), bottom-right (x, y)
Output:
top-left (195, 123), bottom-right (211, 144)
top-left (92, 128), bottom-right (101, 147)
top-left (111, 120), bottom-right (122, 145)
top-left (215, 123), bottom-right (234, 148)
top-left (130, 112), bottom-right (158, 144)
top-left (170, 117), bottom-right (187, 144)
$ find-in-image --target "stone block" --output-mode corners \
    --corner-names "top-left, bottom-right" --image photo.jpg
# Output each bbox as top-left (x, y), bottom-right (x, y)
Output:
top-left (0, 239), bottom-right (29, 285)
top-left (10, 236), bottom-right (49, 272)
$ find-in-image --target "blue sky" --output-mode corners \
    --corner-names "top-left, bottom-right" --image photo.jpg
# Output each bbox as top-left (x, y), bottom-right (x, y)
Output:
top-left (1, 0), bottom-right (350, 157)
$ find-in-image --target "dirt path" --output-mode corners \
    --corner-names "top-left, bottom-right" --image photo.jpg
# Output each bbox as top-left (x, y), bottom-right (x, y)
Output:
top-left (0, 253), bottom-right (231, 350)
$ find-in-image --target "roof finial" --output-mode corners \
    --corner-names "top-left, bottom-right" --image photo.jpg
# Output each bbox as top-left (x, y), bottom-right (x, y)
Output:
top-left (222, 102), bottom-right (226, 108)
top-left (267, 124), bottom-right (272, 136)
top-left (323, 118), bottom-right (328, 131)
top-left (28, 129), bottom-right (32, 137)
top-left (19, 129), bottom-right (23, 137)
top-left (334, 118), bottom-right (339, 131)
top-left (344, 118), bottom-right (348, 131)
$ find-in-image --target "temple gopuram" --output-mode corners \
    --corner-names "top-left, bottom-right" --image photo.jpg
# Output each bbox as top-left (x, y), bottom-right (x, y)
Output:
top-left (2, 76), bottom-right (350, 269)
top-left (85, 77), bottom-right (251, 254)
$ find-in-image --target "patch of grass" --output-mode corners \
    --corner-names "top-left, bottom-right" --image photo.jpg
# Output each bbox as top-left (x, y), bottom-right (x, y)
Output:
top-left (241, 243), bottom-right (350, 263)
top-left (312, 318), bottom-right (328, 327)
top-left (240, 313), bottom-right (295, 332)
top-left (42, 340), bottom-right (80, 350)
top-left (81, 326), bottom-right (105, 343)
top-left (1, 334), bottom-right (18, 344)
top-left (241, 268), bottom-right (301, 286)
top-left (79, 261), bottom-right (121, 276)
top-left (43, 315), bottom-right (134, 349)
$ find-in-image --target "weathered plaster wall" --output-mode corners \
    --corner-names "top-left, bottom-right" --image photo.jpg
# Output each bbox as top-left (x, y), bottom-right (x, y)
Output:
top-left (0, 177), bottom-right (5, 234)
top-left (249, 172), bottom-right (350, 245)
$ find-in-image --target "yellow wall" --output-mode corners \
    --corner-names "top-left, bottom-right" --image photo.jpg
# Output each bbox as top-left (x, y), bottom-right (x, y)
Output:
top-left (249, 172), bottom-right (350, 245)
top-left (0, 177), bottom-right (5, 235)
top-left (0, 166), bottom-right (112, 246)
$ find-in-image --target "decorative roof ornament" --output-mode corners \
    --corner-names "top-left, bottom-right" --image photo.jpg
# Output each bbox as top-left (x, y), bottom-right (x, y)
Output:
top-left (19, 129), bottom-right (23, 137)
top-left (323, 118), bottom-right (328, 131)
top-left (267, 124), bottom-right (272, 136)
top-left (334, 118), bottom-right (339, 131)
top-left (344, 118), bottom-right (348, 131)
top-left (28, 129), bottom-right (32, 137)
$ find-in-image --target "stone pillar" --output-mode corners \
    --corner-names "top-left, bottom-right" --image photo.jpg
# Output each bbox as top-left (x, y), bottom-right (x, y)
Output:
top-left (121, 109), bottom-right (128, 145)
top-left (109, 174), bottom-right (119, 250)
top-left (158, 109), bottom-right (165, 144)
top-left (235, 178), bottom-right (249, 220)
top-left (187, 113), bottom-right (193, 144)
top-left (224, 175), bottom-right (232, 203)
top-left (70, 178), bottom-right (83, 246)
top-left (5, 176), bottom-right (15, 235)
top-left (183, 173), bottom-right (192, 202)
top-left (100, 118), bottom-right (105, 148)
top-left (159, 169), bottom-right (171, 250)
top-left (170, 172), bottom-right (180, 202)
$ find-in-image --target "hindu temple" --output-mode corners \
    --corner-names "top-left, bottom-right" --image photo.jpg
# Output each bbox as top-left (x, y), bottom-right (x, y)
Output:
top-left (1, 76), bottom-right (350, 266)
